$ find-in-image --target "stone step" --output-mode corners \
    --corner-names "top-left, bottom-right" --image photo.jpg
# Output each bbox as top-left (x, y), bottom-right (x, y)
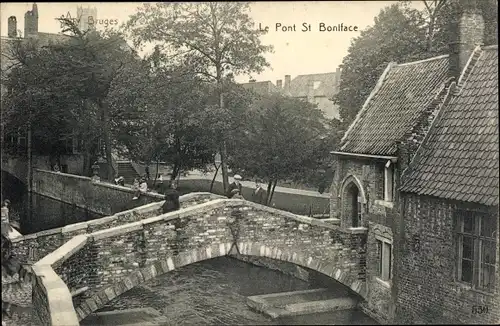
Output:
top-left (247, 289), bottom-right (358, 319)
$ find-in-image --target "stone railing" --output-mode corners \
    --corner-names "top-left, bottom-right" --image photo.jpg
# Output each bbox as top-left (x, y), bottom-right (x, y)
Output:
top-left (11, 192), bottom-right (223, 263)
top-left (30, 198), bottom-right (367, 325)
top-left (32, 237), bottom-right (87, 326)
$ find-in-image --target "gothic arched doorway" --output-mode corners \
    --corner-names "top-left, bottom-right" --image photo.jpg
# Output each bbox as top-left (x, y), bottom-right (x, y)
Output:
top-left (343, 182), bottom-right (361, 227)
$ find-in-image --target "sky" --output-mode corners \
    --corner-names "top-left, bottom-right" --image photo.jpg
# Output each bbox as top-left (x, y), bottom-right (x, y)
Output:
top-left (0, 1), bottom-right (425, 83)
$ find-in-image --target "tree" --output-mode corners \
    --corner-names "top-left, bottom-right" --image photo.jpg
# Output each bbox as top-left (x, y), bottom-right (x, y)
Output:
top-left (114, 51), bottom-right (219, 182)
top-left (335, 0), bottom-right (498, 128)
top-left (228, 94), bottom-right (330, 205)
top-left (124, 2), bottom-right (273, 191)
top-left (2, 18), bottom-right (141, 179)
top-left (334, 4), bottom-right (428, 127)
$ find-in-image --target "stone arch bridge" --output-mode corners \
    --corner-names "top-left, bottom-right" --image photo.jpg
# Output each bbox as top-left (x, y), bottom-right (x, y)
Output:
top-left (13, 197), bottom-right (368, 325)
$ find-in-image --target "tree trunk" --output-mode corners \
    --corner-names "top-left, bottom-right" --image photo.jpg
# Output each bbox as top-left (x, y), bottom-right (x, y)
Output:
top-left (268, 179), bottom-right (278, 205)
top-left (216, 65), bottom-right (229, 192)
top-left (99, 99), bottom-right (114, 181)
top-left (426, 16), bottom-right (436, 52)
top-left (210, 164), bottom-right (220, 193)
top-left (153, 159), bottom-right (159, 186)
top-left (220, 143), bottom-right (229, 192)
top-left (265, 180), bottom-right (273, 206)
top-left (27, 119), bottom-right (32, 193)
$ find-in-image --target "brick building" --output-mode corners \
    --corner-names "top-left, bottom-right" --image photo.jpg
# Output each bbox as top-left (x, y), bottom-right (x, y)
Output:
top-left (397, 44), bottom-right (499, 326)
top-left (330, 52), bottom-right (454, 323)
top-left (330, 0), bottom-right (499, 323)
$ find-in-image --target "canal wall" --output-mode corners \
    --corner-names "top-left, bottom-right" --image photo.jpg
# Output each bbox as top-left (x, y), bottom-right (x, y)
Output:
top-left (26, 198), bottom-right (367, 325)
top-left (178, 177), bottom-right (330, 216)
top-left (32, 169), bottom-right (165, 216)
top-left (3, 166), bottom-right (329, 216)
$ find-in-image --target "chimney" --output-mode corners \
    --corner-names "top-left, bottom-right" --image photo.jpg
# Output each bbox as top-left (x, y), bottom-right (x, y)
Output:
top-left (24, 3), bottom-right (39, 38)
top-left (335, 67), bottom-right (341, 87)
top-left (8, 16), bottom-right (17, 38)
top-left (284, 75), bottom-right (291, 93)
top-left (448, 0), bottom-right (484, 80)
top-left (276, 79), bottom-right (282, 88)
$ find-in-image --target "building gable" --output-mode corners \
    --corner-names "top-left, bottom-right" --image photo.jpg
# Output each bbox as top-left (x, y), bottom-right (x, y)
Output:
top-left (400, 46), bottom-right (499, 206)
top-left (340, 55), bottom-right (450, 156)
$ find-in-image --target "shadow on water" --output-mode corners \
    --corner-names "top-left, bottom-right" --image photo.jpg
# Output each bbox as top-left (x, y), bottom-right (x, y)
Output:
top-left (2, 171), bottom-right (103, 234)
top-left (88, 256), bottom-right (377, 326)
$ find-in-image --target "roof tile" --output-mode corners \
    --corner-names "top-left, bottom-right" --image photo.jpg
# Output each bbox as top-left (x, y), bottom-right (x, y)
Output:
top-left (401, 46), bottom-right (499, 206)
top-left (340, 56), bottom-right (450, 155)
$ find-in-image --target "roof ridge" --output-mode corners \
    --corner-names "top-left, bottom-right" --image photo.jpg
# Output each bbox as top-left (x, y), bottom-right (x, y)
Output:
top-left (457, 45), bottom-right (482, 86)
top-left (295, 72), bottom-right (338, 77)
top-left (400, 81), bottom-right (457, 190)
top-left (340, 61), bottom-right (397, 148)
top-left (396, 54), bottom-right (449, 67)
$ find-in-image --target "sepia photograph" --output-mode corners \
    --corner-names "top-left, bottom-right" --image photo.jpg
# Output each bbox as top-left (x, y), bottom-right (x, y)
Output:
top-left (1, 1), bottom-right (498, 325)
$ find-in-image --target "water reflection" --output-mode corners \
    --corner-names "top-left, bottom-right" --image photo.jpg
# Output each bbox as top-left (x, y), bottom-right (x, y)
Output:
top-left (90, 257), bottom-right (377, 325)
top-left (5, 190), bottom-right (102, 234)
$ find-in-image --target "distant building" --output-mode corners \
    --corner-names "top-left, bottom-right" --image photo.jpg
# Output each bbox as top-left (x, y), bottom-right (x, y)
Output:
top-left (240, 80), bottom-right (281, 95)
top-left (240, 69), bottom-right (342, 120)
top-left (77, 5), bottom-right (98, 32)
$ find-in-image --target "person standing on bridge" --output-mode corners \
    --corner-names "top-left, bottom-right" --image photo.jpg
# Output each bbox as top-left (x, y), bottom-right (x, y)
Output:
top-left (1, 200), bottom-right (11, 225)
top-left (227, 174), bottom-right (243, 198)
top-left (252, 180), bottom-right (267, 205)
top-left (162, 180), bottom-right (180, 214)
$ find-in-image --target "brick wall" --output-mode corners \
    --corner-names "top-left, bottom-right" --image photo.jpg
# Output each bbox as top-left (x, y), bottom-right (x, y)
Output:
top-left (30, 198), bottom-right (368, 324)
top-left (363, 222), bottom-right (394, 323)
top-left (396, 193), bottom-right (500, 324)
top-left (11, 192), bottom-right (223, 263)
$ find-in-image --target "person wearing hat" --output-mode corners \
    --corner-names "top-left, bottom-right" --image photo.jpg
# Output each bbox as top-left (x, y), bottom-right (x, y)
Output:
top-left (252, 180), bottom-right (267, 205)
top-left (132, 177), bottom-right (148, 200)
top-left (227, 174), bottom-right (243, 198)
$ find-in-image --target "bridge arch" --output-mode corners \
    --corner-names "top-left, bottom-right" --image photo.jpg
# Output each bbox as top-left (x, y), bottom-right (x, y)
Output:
top-left (76, 242), bottom-right (367, 321)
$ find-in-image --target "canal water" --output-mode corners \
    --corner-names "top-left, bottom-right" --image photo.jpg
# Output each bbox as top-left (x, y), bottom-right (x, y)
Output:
top-left (84, 257), bottom-right (377, 325)
top-left (1, 172), bottom-right (103, 234)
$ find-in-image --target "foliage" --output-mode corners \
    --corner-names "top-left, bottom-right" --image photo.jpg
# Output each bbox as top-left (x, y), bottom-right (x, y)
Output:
top-left (114, 53), bottom-right (219, 180)
top-left (123, 2), bottom-right (273, 189)
top-left (334, 0), bottom-right (498, 128)
top-left (1, 18), bottom-right (140, 178)
top-left (227, 93), bottom-right (336, 203)
top-left (333, 4), bottom-right (429, 127)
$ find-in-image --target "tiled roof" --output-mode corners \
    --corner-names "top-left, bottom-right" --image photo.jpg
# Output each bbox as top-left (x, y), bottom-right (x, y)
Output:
top-left (240, 81), bottom-right (280, 95)
top-left (401, 46), bottom-right (499, 206)
top-left (341, 55), bottom-right (450, 155)
top-left (289, 72), bottom-right (339, 98)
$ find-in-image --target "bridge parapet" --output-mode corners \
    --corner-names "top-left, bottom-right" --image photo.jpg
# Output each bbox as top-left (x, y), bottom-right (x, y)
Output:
top-left (11, 192), bottom-right (223, 262)
top-left (31, 198), bottom-right (367, 325)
